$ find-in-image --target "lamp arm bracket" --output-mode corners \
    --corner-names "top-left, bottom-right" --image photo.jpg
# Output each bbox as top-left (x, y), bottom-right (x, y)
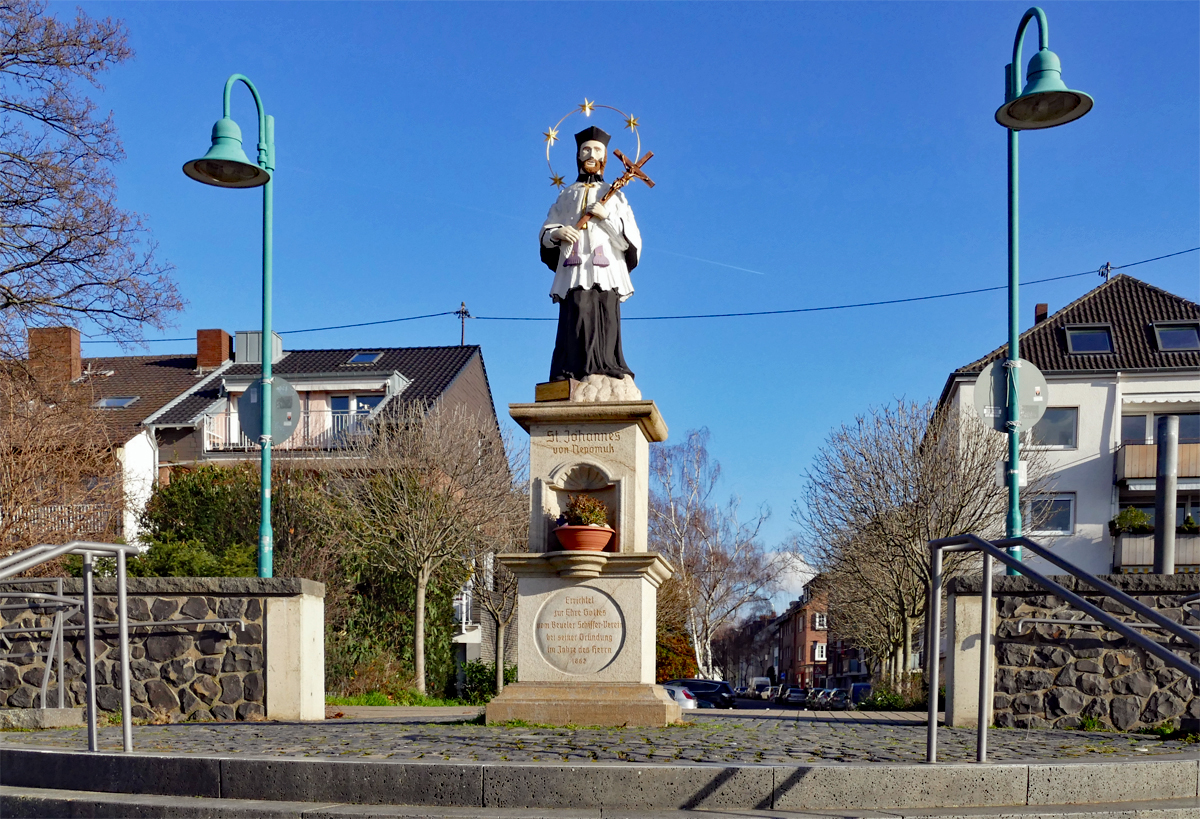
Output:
top-left (1012, 8), bottom-right (1051, 81)
top-left (222, 74), bottom-right (272, 170)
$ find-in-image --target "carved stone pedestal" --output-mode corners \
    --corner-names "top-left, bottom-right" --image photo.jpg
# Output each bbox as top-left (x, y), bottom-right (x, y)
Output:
top-left (485, 401), bottom-right (679, 727)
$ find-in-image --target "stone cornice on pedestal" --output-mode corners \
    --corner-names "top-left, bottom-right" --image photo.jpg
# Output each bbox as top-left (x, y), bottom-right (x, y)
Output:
top-left (498, 552), bottom-right (674, 586)
top-left (509, 400), bottom-right (668, 443)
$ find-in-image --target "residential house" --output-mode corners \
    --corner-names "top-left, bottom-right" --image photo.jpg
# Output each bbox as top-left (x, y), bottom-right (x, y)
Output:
top-left (774, 579), bottom-right (828, 688)
top-left (938, 275), bottom-right (1200, 575)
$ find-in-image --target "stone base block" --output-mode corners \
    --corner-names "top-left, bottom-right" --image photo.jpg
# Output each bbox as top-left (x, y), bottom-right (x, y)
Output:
top-left (0, 708), bottom-right (85, 730)
top-left (485, 682), bottom-right (681, 727)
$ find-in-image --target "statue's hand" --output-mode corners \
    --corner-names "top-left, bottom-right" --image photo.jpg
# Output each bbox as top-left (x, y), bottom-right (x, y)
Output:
top-left (551, 226), bottom-right (580, 245)
top-left (587, 202), bottom-right (608, 221)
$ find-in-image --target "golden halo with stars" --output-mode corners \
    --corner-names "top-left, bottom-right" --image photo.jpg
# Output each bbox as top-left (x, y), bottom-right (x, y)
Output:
top-left (543, 98), bottom-right (641, 189)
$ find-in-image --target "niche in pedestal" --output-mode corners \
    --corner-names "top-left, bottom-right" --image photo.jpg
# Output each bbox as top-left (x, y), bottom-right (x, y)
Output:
top-left (538, 461), bottom-right (622, 553)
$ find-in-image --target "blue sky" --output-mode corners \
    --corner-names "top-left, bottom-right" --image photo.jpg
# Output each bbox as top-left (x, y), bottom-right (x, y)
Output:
top-left (67, 2), bottom-right (1199, 567)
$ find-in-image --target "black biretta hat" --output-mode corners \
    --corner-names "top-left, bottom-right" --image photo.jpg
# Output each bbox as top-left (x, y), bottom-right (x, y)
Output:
top-left (574, 126), bottom-right (611, 148)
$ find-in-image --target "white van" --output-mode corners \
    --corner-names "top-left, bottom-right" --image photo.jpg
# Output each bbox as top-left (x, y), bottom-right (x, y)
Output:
top-left (749, 677), bottom-right (771, 699)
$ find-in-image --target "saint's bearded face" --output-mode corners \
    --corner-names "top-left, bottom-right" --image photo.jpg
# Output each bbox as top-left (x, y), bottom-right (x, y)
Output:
top-left (577, 141), bottom-right (606, 175)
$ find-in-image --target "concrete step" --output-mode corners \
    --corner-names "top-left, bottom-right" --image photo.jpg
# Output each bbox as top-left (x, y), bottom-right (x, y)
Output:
top-left (1, 786), bottom-right (1197, 819)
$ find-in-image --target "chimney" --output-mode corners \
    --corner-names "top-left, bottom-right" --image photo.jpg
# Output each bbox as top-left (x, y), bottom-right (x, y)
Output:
top-left (196, 329), bottom-right (233, 369)
top-left (1035, 303), bottom-right (1049, 324)
top-left (27, 327), bottom-right (82, 384)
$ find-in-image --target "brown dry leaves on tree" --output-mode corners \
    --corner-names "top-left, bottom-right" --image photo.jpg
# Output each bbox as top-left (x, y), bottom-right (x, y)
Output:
top-left (0, 363), bottom-right (123, 565)
top-left (325, 401), bottom-right (524, 695)
top-left (0, 1), bottom-right (181, 355)
top-left (793, 400), bottom-right (1049, 680)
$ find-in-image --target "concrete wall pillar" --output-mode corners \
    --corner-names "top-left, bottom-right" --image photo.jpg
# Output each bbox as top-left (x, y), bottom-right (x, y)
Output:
top-left (266, 590), bottom-right (325, 720)
top-left (944, 592), bottom-right (995, 728)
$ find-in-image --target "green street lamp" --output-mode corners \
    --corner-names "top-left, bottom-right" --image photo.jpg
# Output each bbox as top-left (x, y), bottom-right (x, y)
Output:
top-left (183, 74), bottom-right (277, 578)
top-left (996, 9), bottom-right (1092, 572)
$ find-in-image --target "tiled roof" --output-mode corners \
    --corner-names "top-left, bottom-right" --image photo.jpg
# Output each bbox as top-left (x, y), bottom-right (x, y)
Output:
top-left (155, 345), bottom-right (484, 425)
top-left (939, 275), bottom-right (1200, 404)
top-left (224, 346), bottom-right (481, 400)
top-left (78, 354), bottom-right (204, 442)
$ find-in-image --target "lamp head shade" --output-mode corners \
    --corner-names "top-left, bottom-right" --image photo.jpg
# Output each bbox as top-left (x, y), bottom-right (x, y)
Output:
top-left (995, 48), bottom-right (1093, 130)
top-left (182, 117), bottom-right (270, 188)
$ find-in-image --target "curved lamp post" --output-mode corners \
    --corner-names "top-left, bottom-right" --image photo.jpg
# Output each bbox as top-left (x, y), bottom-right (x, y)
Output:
top-left (183, 74), bottom-right (276, 578)
top-left (996, 9), bottom-right (1092, 572)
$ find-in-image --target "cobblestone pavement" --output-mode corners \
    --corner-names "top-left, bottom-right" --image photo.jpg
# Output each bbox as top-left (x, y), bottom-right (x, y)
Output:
top-left (4, 710), bottom-right (1197, 764)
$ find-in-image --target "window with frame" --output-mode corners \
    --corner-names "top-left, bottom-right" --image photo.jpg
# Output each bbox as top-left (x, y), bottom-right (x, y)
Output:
top-left (1028, 494), bottom-right (1075, 535)
top-left (1030, 407), bottom-right (1078, 448)
top-left (1121, 415), bottom-right (1148, 445)
top-left (1064, 324), bottom-right (1113, 354)
top-left (812, 612), bottom-right (828, 630)
top-left (813, 642), bottom-right (827, 662)
top-left (95, 396), bottom-right (138, 409)
top-left (1152, 322), bottom-right (1200, 352)
top-left (346, 351), bottom-right (383, 365)
top-left (331, 394), bottom-right (385, 416)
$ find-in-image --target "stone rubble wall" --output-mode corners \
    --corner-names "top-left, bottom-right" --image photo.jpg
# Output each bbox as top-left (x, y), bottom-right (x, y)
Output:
top-left (949, 574), bottom-right (1199, 732)
top-left (0, 577), bottom-right (321, 723)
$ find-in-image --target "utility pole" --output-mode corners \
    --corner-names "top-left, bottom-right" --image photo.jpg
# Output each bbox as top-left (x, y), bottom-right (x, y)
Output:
top-left (456, 302), bottom-right (471, 346)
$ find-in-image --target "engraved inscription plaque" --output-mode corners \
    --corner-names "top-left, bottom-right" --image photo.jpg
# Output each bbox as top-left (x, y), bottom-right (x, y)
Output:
top-left (534, 586), bottom-right (625, 674)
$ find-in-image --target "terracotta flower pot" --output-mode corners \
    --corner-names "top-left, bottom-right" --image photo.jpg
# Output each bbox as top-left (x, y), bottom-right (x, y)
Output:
top-left (554, 524), bottom-right (614, 552)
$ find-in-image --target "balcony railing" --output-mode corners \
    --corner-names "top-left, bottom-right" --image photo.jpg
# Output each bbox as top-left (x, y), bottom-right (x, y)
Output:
top-left (1114, 532), bottom-right (1200, 570)
top-left (1117, 443), bottom-right (1200, 481)
top-left (204, 410), bottom-right (376, 453)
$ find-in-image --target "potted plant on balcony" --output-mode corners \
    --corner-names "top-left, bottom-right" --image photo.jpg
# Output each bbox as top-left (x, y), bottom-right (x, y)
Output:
top-left (1108, 506), bottom-right (1154, 537)
top-left (554, 494), bottom-right (614, 552)
top-left (1179, 515), bottom-right (1200, 535)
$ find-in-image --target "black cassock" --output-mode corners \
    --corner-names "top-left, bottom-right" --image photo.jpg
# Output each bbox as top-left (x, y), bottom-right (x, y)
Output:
top-left (548, 285), bottom-right (634, 382)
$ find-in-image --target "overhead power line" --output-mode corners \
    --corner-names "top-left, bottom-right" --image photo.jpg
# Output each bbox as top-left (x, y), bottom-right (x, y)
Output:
top-left (81, 246), bottom-right (1198, 343)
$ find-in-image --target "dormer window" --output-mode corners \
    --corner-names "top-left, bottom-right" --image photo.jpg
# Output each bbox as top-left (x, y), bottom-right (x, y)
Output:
top-left (347, 352), bottom-right (383, 365)
top-left (1152, 322), bottom-right (1200, 352)
top-left (1064, 324), bottom-right (1113, 354)
top-left (95, 396), bottom-right (139, 409)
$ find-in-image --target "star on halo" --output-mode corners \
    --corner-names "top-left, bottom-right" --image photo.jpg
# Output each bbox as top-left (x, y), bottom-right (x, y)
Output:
top-left (624, 114), bottom-right (639, 130)
top-left (550, 173), bottom-right (565, 189)
top-left (579, 98), bottom-right (595, 116)
top-left (542, 126), bottom-right (559, 146)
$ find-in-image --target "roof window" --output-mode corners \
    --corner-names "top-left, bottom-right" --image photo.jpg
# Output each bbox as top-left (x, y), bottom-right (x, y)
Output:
top-left (347, 352), bottom-right (383, 365)
top-left (1152, 322), bottom-right (1200, 352)
top-left (95, 396), bottom-right (139, 409)
top-left (1064, 324), bottom-right (1113, 354)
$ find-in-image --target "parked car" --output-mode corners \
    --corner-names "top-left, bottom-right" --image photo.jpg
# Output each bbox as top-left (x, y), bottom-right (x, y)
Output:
top-left (662, 679), bottom-right (736, 709)
top-left (783, 686), bottom-right (809, 707)
top-left (828, 690), bottom-right (853, 710)
top-left (850, 682), bottom-right (872, 704)
top-left (662, 685), bottom-right (697, 710)
top-left (734, 686), bottom-right (749, 698)
top-left (749, 677), bottom-right (771, 699)
top-left (808, 688), bottom-right (834, 708)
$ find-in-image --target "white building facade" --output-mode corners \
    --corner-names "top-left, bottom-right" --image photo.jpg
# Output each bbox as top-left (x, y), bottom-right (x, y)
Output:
top-left (939, 275), bottom-right (1200, 576)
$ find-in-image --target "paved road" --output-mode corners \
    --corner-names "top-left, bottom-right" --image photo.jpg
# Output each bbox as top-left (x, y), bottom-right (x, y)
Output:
top-left (5, 707), bottom-right (1194, 764)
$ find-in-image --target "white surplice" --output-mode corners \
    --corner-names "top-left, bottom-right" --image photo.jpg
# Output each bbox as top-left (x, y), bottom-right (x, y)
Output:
top-left (540, 181), bottom-right (642, 303)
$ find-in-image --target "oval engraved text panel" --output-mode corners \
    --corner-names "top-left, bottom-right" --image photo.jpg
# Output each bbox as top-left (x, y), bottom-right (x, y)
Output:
top-left (534, 586), bottom-right (625, 674)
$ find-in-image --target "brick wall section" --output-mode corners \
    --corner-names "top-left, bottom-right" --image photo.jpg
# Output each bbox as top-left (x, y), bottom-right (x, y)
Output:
top-left (0, 577), bottom-right (322, 723)
top-left (949, 574), bottom-right (1199, 731)
top-left (27, 327), bottom-right (81, 384)
top-left (196, 329), bottom-right (232, 369)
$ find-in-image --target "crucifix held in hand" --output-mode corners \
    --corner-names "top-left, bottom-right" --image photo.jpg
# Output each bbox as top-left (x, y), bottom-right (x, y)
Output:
top-left (573, 149), bottom-right (655, 231)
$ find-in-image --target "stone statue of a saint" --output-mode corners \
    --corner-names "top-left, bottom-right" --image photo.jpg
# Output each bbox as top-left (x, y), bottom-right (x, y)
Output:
top-left (540, 126), bottom-right (642, 398)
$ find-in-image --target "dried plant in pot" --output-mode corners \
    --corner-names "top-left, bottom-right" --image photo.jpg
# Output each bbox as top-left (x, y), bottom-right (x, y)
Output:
top-left (554, 493), bottom-right (614, 552)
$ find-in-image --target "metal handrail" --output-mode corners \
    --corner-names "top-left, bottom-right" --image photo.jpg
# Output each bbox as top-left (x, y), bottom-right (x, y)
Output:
top-left (0, 540), bottom-right (139, 753)
top-left (1017, 616), bottom-right (1200, 633)
top-left (926, 533), bottom-right (1200, 765)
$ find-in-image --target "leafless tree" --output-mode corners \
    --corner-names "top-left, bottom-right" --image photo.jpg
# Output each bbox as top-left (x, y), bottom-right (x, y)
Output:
top-left (324, 401), bottom-right (519, 695)
top-left (793, 400), bottom-right (1048, 682)
top-left (1, 1), bottom-right (181, 356)
top-left (473, 442), bottom-right (527, 696)
top-left (0, 363), bottom-right (123, 562)
top-left (650, 428), bottom-right (781, 680)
